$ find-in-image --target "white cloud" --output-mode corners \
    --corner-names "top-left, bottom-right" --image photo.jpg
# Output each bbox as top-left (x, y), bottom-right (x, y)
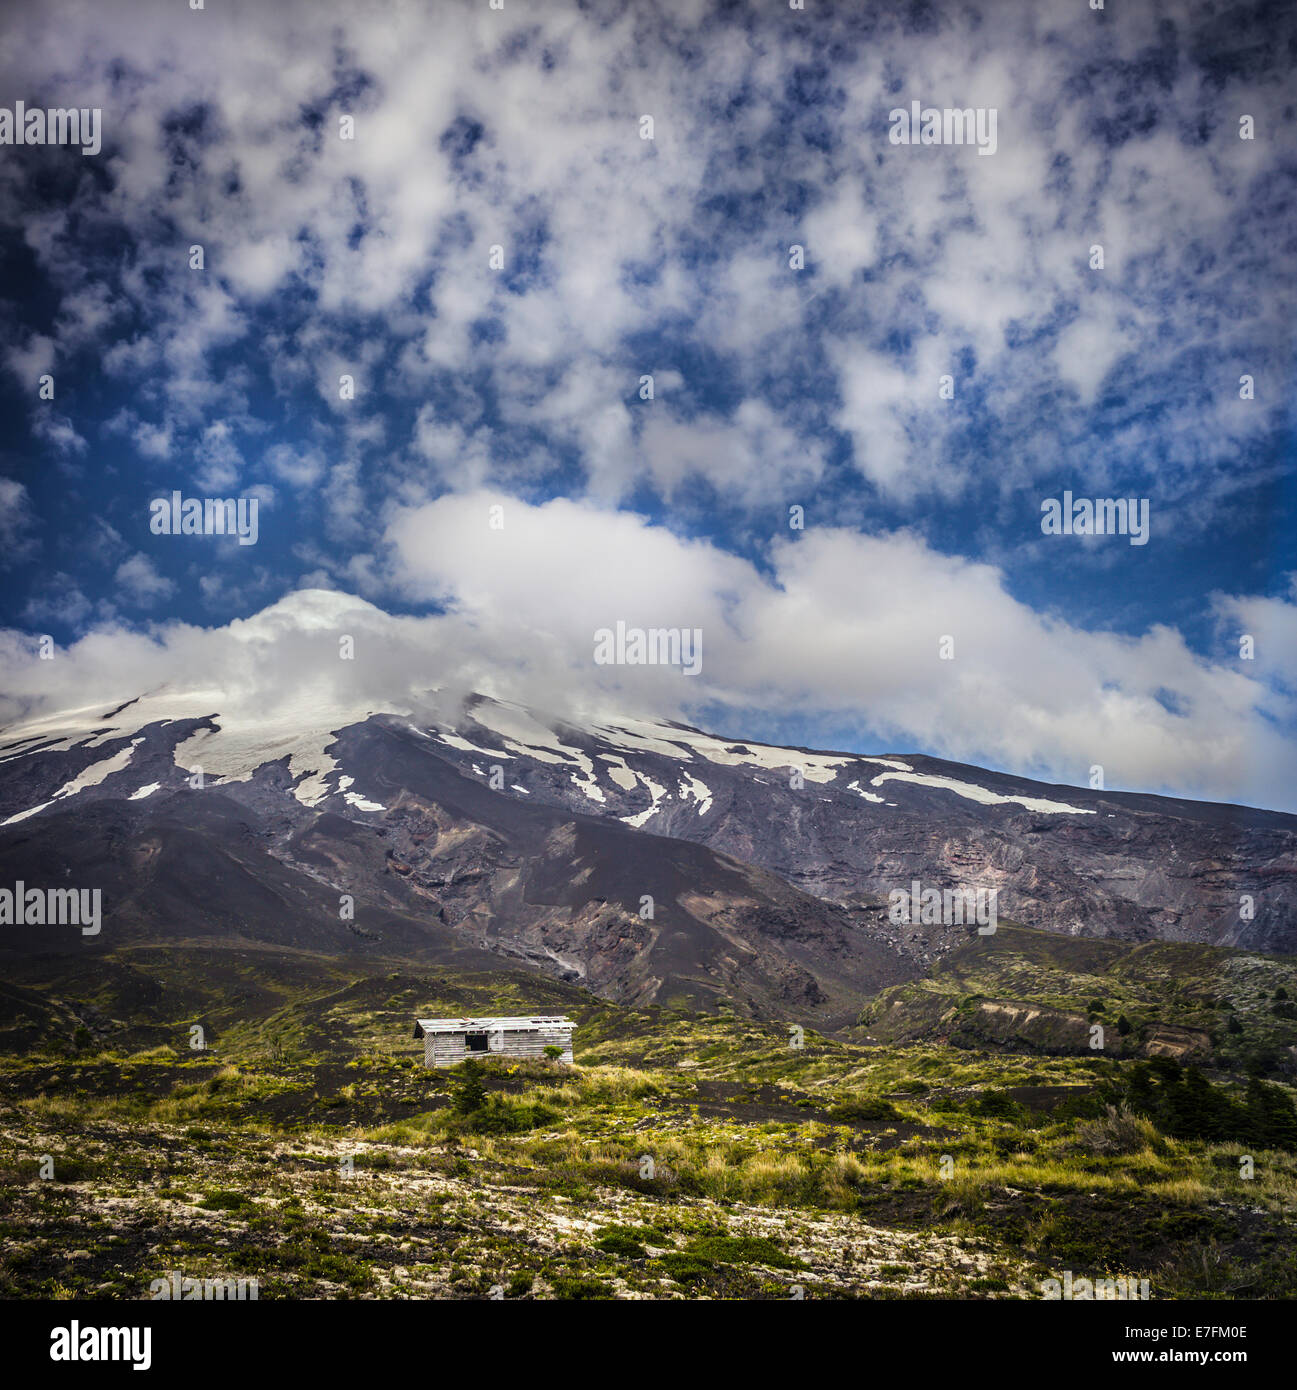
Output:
top-left (0, 479), bottom-right (38, 564)
top-left (265, 442), bottom-right (325, 489)
top-left (4, 331), bottom-right (55, 390)
top-left (114, 553), bottom-right (176, 606)
top-left (380, 491), bottom-right (1296, 808)
top-left (31, 412), bottom-right (88, 457)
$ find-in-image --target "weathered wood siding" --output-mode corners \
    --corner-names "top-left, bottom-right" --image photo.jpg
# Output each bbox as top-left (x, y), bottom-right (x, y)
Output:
top-left (422, 1027), bottom-right (574, 1068)
top-left (424, 1033), bottom-right (468, 1068)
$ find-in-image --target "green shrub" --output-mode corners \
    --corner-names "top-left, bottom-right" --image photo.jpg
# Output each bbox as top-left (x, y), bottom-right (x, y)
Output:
top-left (965, 1089), bottom-right (1025, 1121)
top-left (551, 1276), bottom-right (613, 1300)
top-left (688, 1235), bottom-right (805, 1270)
top-left (1111, 1062), bottom-right (1297, 1150)
top-left (827, 1097), bottom-right (900, 1123)
top-left (451, 1060), bottom-right (487, 1115)
top-left (657, 1253), bottom-right (713, 1283)
top-left (595, 1227), bottom-right (648, 1259)
top-left (199, 1190), bottom-right (255, 1212)
top-left (461, 1094), bottom-right (561, 1135)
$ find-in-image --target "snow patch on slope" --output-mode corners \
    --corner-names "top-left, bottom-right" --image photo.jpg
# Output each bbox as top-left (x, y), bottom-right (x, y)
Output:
top-left (591, 715), bottom-right (911, 785)
top-left (337, 775), bottom-right (386, 812)
top-left (50, 739), bottom-right (143, 798)
top-left (868, 770), bottom-right (1094, 815)
top-left (566, 751), bottom-right (606, 804)
top-left (621, 773), bottom-right (668, 827)
top-left (436, 731), bottom-right (514, 760)
top-left (678, 772), bottom-right (713, 815)
top-left (469, 699), bottom-right (574, 765)
top-left (597, 754), bottom-right (639, 792)
top-left (0, 737), bottom-right (146, 823)
top-left (170, 696), bottom-right (377, 808)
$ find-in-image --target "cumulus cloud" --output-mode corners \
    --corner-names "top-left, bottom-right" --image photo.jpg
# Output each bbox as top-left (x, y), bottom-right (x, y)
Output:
top-left (0, 478), bottom-right (38, 564)
top-left (114, 553), bottom-right (176, 606)
top-left (30, 412), bottom-right (88, 458)
top-left (379, 492), bottom-right (1297, 807)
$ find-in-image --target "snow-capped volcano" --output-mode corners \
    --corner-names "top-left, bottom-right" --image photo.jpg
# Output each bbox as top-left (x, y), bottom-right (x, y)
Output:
top-left (0, 661), bottom-right (1097, 829)
top-left (2, 647), bottom-right (1296, 1017)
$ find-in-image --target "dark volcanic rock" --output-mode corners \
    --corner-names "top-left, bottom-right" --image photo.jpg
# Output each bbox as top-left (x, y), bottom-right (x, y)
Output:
top-left (1, 690), bottom-right (1294, 1018)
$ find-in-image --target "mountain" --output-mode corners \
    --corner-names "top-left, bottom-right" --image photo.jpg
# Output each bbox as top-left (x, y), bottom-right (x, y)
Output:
top-left (0, 700), bottom-right (910, 1025)
top-left (1, 654), bottom-right (1294, 1024)
top-left (407, 694), bottom-right (1297, 963)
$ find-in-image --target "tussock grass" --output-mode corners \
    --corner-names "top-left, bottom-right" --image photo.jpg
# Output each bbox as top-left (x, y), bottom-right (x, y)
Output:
top-left (7, 966), bottom-right (1297, 1300)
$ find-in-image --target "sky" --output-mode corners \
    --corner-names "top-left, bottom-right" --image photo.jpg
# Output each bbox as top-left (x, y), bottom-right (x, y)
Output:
top-left (0, 0), bottom-right (1294, 810)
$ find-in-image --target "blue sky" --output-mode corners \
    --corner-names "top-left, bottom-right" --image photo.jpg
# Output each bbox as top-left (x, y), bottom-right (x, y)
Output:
top-left (1, 0), bottom-right (1295, 809)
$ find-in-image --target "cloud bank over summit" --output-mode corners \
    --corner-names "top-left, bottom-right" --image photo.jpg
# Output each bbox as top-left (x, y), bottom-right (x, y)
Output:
top-left (4, 489), bottom-right (1296, 810)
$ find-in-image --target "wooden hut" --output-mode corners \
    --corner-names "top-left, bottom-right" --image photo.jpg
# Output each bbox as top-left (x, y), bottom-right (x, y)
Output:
top-left (413, 1014), bottom-right (575, 1068)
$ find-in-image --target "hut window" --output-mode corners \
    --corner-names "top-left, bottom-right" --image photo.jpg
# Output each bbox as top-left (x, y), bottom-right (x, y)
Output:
top-left (466, 1031), bottom-right (489, 1053)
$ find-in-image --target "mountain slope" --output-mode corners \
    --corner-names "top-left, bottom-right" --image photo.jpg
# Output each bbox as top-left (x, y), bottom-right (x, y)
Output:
top-left (0, 714), bottom-right (911, 1024)
top-left (1, 679), bottom-right (1295, 1019)
top-left (403, 697), bottom-right (1297, 960)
